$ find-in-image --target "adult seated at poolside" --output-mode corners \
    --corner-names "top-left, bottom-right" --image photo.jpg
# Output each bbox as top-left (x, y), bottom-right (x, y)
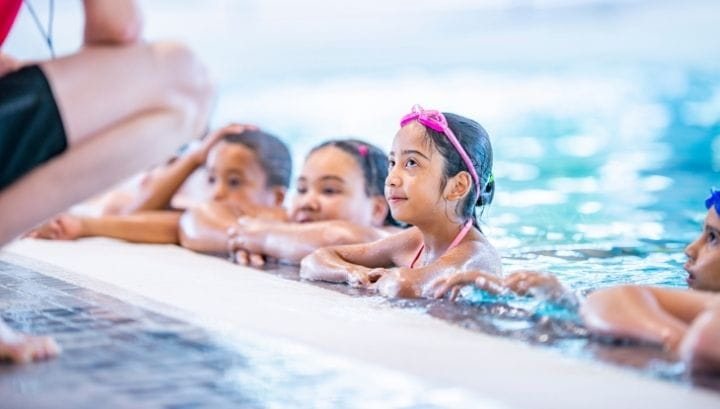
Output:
top-left (184, 139), bottom-right (402, 265)
top-left (0, 0), bottom-right (212, 245)
top-left (299, 106), bottom-right (501, 297)
top-left (1, 0), bottom-right (211, 363)
top-left (28, 124), bottom-right (290, 246)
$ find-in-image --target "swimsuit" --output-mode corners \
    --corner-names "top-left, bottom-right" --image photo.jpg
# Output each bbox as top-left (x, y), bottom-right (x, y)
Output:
top-left (1, 2), bottom-right (68, 190)
top-left (409, 220), bottom-right (474, 268)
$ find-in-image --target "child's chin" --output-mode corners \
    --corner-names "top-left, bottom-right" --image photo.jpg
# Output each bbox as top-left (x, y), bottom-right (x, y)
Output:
top-left (390, 210), bottom-right (414, 225)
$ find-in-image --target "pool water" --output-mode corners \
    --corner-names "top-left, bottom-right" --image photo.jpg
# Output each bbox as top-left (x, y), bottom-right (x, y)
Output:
top-left (249, 63), bottom-right (720, 383)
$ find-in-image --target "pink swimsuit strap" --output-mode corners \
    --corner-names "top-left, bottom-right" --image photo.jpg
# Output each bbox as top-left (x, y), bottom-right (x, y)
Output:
top-left (409, 220), bottom-right (474, 269)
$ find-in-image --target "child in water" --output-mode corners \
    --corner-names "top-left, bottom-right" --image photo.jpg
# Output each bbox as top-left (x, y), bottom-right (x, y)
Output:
top-left (433, 189), bottom-right (720, 372)
top-left (181, 139), bottom-right (401, 264)
top-left (580, 190), bottom-right (720, 373)
top-left (299, 105), bottom-right (501, 298)
top-left (28, 124), bottom-right (290, 244)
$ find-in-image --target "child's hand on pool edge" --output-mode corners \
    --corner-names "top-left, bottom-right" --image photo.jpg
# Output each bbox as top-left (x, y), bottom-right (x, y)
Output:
top-left (26, 214), bottom-right (83, 241)
top-left (503, 270), bottom-right (566, 297)
top-left (232, 248), bottom-right (266, 267)
top-left (429, 271), bottom-right (504, 301)
top-left (347, 267), bottom-right (387, 288)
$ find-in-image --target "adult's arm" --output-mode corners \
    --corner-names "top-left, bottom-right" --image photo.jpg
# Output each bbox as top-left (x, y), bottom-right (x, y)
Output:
top-left (83, 0), bottom-right (143, 46)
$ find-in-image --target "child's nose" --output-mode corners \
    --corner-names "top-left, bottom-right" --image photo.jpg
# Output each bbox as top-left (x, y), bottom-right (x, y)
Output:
top-left (685, 236), bottom-right (701, 262)
top-left (212, 184), bottom-right (228, 201)
top-left (385, 170), bottom-right (401, 188)
top-left (299, 192), bottom-right (320, 211)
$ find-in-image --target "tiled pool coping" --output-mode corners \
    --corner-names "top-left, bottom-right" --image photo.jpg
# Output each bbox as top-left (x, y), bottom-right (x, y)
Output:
top-left (3, 238), bottom-right (719, 408)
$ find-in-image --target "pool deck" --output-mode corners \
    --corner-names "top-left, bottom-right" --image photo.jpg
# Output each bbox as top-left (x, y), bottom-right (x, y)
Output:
top-left (2, 238), bottom-right (719, 409)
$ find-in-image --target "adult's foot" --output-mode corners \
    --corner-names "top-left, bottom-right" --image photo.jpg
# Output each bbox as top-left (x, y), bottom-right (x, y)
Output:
top-left (0, 320), bottom-right (60, 364)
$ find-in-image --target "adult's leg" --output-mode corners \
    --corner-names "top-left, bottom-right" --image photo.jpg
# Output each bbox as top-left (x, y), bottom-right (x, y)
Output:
top-left (0, 107), bottom-right (195, 245)
top-left (41, 41), bottom-right (213, 146)
top-left (0, 41), bottom-right (213, 245)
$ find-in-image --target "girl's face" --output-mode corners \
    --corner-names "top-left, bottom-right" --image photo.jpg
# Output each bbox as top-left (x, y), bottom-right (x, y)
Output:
top-left (290, 146), bottom-right (382, 226)
top-left (685, 208), bottom-right (720, 291)
top-left (205, 141), bottom-right (277, 206)
top-left (385, 123), bottom-right (449, 226)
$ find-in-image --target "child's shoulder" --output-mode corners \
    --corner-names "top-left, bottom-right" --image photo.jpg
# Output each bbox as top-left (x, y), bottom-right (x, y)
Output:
top-left (466, 231), bottom-right (502, 274)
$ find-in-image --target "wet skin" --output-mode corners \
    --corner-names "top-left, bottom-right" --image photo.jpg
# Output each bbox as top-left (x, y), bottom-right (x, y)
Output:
top-left (300, 122), bottom-right (501, 298)
top-left (685, 207), bottom-right (720, 291)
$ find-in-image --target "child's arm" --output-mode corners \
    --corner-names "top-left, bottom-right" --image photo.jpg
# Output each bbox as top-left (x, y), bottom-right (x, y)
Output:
top-left (375, 240), bottom-right (502, 298)
top-left (178, 202), bottom-right (241, 254)
top-left (119, 154), bottom-right (204, 214)
top-left (579, 286), bottom-right (719, 350)
top-left (230, 218), bottom-right (385, 265)
top-left (299, 227), bottom-right (421, 285)
top-left (178, 201), bottom-right (287, 255)
top-left (119, 124), bottom-right (255, 214)
top-left (429, 270), bottom-right (571, 303)
top-left (28, 211), bottom-right (181, 244)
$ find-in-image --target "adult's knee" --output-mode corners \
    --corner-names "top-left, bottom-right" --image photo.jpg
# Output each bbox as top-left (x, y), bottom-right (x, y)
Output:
top-left (151, 41), bottom-right (213, 119)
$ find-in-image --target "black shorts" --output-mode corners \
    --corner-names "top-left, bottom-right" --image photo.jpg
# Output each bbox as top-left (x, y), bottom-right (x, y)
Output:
top-left (0, 65), bottom-right (68, 190)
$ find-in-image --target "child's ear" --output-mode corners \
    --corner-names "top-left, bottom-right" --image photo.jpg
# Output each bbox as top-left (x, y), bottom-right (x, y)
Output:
top-left (272, 187), bottom-right (287, 207)
top-left (371, 195), bottom-right (390, 227)
top-left (445, 172), bottom-right (472, 202)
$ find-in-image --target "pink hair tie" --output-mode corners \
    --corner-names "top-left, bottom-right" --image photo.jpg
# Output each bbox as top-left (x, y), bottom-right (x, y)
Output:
top-left (358, 145), bottom-right (369, 157)
top-left (400, 105), bottom-right (480, 203)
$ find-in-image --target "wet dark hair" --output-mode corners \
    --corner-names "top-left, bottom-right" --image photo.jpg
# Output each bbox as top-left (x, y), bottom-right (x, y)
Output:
top-left (310, 139), bottom-right (399, 226)
top-left (422, 113), bottom-right (494, 227)
top-left (223, 130), bottom-right (292, 188)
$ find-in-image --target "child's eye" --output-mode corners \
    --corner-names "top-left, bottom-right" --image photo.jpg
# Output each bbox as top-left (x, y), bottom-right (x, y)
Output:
top-left (709, 231), bottom-right (717, 243)
top-left (207, 176), bottom-right (216, 185)
top-left (405, 158), bottom-right (418, 168)
top-left (296, 186), bottom-right (308, 194)
top-left (322, 187), bottom-right (341, 195)
top-left (228, 178), bottom-right (243, 188)
top-left (388, 159), bottom-right (396, 168)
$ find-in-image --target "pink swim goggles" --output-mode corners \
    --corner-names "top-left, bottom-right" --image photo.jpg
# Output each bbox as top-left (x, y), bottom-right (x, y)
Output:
top-left (400, 105), bottom-right (480, 203)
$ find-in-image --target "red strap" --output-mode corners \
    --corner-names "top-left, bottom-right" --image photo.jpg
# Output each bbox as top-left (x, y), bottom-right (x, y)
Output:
top-left (0, 0), bottom-right (22, 47)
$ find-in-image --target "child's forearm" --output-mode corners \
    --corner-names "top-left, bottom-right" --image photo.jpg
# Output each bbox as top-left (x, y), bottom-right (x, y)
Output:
top-left (80, 211), bottom-right (180, 244)
top-left (178, 207), bottom-right (234, 254)
top-left (241, 222), bottom-right (372, 265)
top-left (299, 248), bottom-right (362, 283)
top-left (122, 154), bottom-right (203, 214)
top-left (581, 286), bottom-right (688, 350)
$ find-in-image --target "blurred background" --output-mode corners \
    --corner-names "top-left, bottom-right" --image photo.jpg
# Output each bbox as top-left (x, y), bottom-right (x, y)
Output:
top-left (7, 0), bottom-right (720, 288)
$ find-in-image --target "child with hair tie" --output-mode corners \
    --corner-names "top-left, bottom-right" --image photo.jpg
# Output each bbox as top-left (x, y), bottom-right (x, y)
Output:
top-left (182, 139), bottom-right (402, 265)
top-left (300, 105), bottom-right (501, 298)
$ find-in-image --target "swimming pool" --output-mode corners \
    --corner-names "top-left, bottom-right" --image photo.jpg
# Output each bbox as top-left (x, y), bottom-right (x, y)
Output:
top-left (6, 0), bottom-right (720, 404)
